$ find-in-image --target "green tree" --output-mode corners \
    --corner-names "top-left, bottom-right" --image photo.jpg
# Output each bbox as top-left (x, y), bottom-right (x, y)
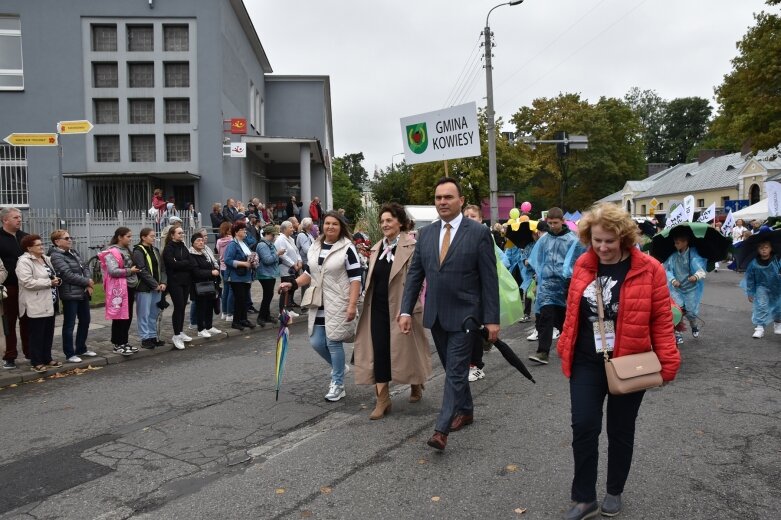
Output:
top-left (624, 87), bottom-right (667, 163)
top-left (333, 153), bottom-right (369, 192)
top-left (709, 1), bottom-right (781, 151)
top-left (663, 97), bottom-right (711, 164)
top-left (370, 162), bottom-right (412, 205)
top-left (331, 157), bottom-right (363, 221)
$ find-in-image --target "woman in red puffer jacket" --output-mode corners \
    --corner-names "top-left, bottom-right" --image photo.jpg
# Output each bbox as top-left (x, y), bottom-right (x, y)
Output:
top-left (557, 203), bottom-right (680, 520)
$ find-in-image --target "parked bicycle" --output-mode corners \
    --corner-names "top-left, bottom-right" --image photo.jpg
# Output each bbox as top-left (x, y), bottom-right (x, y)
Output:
top-left (86, 244), bottom-right (106, 283)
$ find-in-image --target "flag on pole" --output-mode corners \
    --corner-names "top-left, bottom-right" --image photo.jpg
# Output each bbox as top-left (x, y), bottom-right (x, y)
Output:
top-left (697, 202), bottom-right (716, 223)
top-left (665, 204), bottom-right (687, 228)
top-left (683, 195), bottom-right (695, 222)
top-left (722, 209), bottom-right (735, 237)
top-left (766, 180), bottom-right (781, 217)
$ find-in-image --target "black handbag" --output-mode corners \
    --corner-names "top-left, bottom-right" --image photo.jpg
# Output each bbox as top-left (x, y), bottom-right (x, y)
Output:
top-left (195, 281), bottom-right (216, 297)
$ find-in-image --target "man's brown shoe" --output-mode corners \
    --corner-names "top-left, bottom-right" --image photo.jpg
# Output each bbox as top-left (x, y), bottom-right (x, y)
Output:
top-left (450, 413), bottom-right (474, 432)
top-left (426, 431), bottom-right (447, 450)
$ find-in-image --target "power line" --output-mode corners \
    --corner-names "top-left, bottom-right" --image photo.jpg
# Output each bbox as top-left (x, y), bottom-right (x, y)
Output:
top-left (443, 34), bottom-right (483, 107)
top-left (453, 60), bottom-right (485, 107)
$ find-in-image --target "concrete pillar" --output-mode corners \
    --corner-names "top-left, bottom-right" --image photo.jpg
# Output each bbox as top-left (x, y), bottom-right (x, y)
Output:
top-left (300, 143), bottom-right (312, 217)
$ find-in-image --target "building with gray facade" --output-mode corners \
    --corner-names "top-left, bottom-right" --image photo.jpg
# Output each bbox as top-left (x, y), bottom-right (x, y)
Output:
top-left (0, 0), bottom-right (333, 216)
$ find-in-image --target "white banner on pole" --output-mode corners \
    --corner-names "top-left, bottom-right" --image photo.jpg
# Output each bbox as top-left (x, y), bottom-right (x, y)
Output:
top-left (665, 204), bottom-right (687, 228)
top-left (683, 195), bottom-right (695, 222)
top-left (400, 102), bottom-right (481, 165)
top-left (766, 180), bottom-right (781, 217)
top-left (722, 209), bottom-right (735, 237)
top-left (697, 202), bottom-right (716, 223)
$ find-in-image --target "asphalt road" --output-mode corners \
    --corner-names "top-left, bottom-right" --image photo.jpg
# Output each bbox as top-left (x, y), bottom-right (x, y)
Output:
top-left (1, 269), bottom-right (779, 519)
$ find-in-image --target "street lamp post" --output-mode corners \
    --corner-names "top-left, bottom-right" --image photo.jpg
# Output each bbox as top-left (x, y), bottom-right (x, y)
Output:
top-left (391, 152), bottom-right (405, 172)
top-left (484, 0), bottom-right (524, 224)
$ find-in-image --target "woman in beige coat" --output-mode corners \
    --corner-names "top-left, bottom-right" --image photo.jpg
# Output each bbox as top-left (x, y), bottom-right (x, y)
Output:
top-left (354, 203), bottom-right (432, 420)
top-left (16, 234), bottom-right (62, 373)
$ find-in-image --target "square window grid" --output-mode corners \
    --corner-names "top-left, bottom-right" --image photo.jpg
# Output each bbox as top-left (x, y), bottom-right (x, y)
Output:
top-left (93, 62), bottom-right (118, 88)
top-left (95, 135), bottom-right (120, 162)
top-left (91, 24), bottom-right (117, 52)
top-left (165, 134), bottom-right (190, 162)
top-left (130, 135), bottom-right (156, 162)
top-left (94, 99), bottom-right (119, 124)
top-left (163, 25), bottom-right (189, 51)
top-left (165, 98), bottom-right (190, 123)
top-left (128, 98), bottom-right (155, 124)
top-left (128, 62), bottom-right (154, 88)
top-left (164, 62), bottom-right (189, 88)
top-left (127, 25), bottom-right (153, 52)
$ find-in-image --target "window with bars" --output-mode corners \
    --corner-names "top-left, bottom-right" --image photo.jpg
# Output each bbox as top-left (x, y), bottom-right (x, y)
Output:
top-left (164, 62), bottom-right (189, 87)
top-left (92, 62), bottom-right (118, 88)
top-left (0, 16), bottom-right (24, 90)
top-left (130, 135), bottom-right (155, 162)
top-left (91, 24), bottom-right (117, 52)
top-left (0, 145), bottom-right (28, 206)
top-left (95, 135), bottom-right (120, 162)
top-left (127, 25), bottom-right (153, 52)
top-left (165, 134), bottom-right (190, 162)
top-left (91, 179), bottom-right (149, 212)
top-left (91, 183), bottom-right (117, 212)
top-left (128, 98), bottom-right (154, 124)
top-left (128, 62), bottom-right (154, 88)
top-left (163, 25), bottom-right (188, 51)
top-left (94, 99), bottom-right (119, 124)
top-left (165, 98), bottom-right (189, 123)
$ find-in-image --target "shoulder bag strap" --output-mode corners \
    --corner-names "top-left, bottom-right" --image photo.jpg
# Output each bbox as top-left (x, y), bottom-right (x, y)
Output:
top-left (594, 275), bottom-right (610, 363)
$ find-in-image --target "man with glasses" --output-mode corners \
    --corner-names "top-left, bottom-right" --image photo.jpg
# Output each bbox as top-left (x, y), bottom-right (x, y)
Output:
top-left (0, 207), bottom-right (29, 370)
top-left (50, 230), bottom-right (96, 363)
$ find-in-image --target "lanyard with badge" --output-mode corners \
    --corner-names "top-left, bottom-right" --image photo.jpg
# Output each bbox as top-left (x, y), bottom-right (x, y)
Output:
top-left (594, 276), bottom-right (615, 354)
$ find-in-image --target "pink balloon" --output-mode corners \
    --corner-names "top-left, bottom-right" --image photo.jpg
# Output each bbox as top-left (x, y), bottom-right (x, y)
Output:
top-left (520, 201), bottom-right (532, 213)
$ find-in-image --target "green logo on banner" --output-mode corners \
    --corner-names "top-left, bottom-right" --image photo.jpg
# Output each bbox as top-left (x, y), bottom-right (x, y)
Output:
top-left (406, 123), bottom-right (428, 154)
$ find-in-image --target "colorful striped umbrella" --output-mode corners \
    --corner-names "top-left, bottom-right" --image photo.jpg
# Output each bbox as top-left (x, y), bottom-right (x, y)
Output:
top-left (275, 295), bottom-right (291, 401)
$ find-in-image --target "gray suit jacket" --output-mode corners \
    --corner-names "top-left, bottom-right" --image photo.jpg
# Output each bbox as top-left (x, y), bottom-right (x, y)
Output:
top-left (401, 217), bottom-right (499, 332)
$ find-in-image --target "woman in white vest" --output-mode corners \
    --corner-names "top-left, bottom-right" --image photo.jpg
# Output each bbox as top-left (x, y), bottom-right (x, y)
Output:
top-left (279, 211), bottom-right (362, 402)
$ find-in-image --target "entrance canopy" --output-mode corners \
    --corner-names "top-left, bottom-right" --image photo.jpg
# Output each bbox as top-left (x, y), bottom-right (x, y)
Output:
top-left (733, 198), bottom-right (768, 221)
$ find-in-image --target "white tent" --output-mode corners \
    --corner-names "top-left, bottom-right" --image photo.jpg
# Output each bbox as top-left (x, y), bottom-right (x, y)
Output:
top-left (405, 205), bottom-right (439, 230)
top-left (733, 198), bottom-right (767, 221)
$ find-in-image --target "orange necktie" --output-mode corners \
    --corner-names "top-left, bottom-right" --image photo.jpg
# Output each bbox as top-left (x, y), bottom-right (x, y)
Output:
top-left (440, 223), bottom-right (451, 265)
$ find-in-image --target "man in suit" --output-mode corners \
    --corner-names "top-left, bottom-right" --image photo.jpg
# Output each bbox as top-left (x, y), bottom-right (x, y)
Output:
top-left (399, 177), bottom-right (500, 451)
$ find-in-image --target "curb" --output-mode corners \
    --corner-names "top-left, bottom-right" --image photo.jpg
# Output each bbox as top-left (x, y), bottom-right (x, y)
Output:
top-left (0, 317), bottom-right (307, 390)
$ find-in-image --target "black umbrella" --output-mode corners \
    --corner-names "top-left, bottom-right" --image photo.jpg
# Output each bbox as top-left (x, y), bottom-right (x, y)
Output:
top-left (732, 229), bottom-right (781, 271)
top-left (462, 316), bottom-right (535, 384)
top-left (648, 222), bottom-right (732, 265)
top-left (504, 221), bottom-right (536, 249)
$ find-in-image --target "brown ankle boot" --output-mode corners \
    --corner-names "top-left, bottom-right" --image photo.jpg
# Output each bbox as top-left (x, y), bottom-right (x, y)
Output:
top-left (370, 383), bottom-right (391, 420)
top-left (409, 383), bottom-right (424, 403)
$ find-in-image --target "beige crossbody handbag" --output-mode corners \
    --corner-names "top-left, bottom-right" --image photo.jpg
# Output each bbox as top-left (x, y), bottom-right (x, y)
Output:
top-left (595, 276), bottom-right (663, 395)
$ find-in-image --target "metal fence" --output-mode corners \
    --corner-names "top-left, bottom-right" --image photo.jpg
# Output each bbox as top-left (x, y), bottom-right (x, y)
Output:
top-left (23, 208), bottom-right (204, 261)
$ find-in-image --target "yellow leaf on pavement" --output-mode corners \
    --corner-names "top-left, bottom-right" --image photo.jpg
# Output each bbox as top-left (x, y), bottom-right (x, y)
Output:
top-left (514, 507), bottom-right (527, 514)
top-left (506, 464), bottom-right (519, 472)
top-left (431, 496), bottom-right (441, 502)
top-left (275, 488), bottom-right (286, 495)
top-left (320, 486), bottom-right (332, 494)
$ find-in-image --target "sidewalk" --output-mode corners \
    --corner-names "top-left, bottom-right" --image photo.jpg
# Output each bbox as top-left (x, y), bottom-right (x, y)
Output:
top-left (0, 282), bottom-right (302, 389)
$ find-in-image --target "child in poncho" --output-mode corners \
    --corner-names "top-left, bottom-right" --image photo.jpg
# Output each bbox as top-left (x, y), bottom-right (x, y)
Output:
top-left (741, 239), bottom-right (781, 338)
top-left (663, 228), bottom-right (707, 344)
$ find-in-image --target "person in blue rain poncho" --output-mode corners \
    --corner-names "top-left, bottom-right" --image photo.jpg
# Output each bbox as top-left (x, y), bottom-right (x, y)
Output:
top-left (663, 227), bottom-right (707, 344)
top-left (505, 220), bottom-right (536, 322)
top-left (527, 208), bottom-right (582, 365)
top-left (740, 239), bottom-right (781, 339)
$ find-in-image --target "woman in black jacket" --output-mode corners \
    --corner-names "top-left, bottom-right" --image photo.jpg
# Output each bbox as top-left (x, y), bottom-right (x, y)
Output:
top-left (132, 227), bottom-right (167, 349)
top-left (189, 233), bottom-right (222, 338)
top-left (162, 226), bottom-right (193, 350)
top-left (49, 229), bottom-right (95, 363)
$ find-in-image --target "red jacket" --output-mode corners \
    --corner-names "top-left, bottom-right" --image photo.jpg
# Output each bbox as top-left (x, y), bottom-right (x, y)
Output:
top-left (557, 247), bottom-right (681, 382)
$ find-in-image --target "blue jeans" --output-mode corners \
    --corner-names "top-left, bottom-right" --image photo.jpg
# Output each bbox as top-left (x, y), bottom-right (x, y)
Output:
top-left (309, 325), bottom-right (345, 386)
top-left (136, 291), bottom-right (162, 340)
top-left (221, 270), bottom-right (234, 314)
top-left (61, 299), bottom-right (91, 358)
top-left (569, 357), bottom-right (645, 503)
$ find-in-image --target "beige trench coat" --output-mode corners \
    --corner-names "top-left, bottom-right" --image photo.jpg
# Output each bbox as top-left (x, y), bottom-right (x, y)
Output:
top-left (354, 232), bottom-right (432, 385)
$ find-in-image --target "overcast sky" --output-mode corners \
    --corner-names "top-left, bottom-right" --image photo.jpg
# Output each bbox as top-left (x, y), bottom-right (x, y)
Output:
top-left (248, 0), bottom-right (769, 176)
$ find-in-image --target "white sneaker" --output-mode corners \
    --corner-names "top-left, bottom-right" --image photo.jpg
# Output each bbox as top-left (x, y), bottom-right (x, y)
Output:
top-left (197, 330), bottom-right (212, 338)
top-left (66, 355), bottom-right (82, 363)
top-left (324, 383), bottom-right (346, 402)
top-left (344, 363), bottom-right (351, 375)
top-left (207, 327), bottom-right (222, 335)
top-left (527, 329), bottom-right (539, 341)
top-left (552, 328), bottom-right (560, 340)
top-left (172, 335), bottom-right (186, 350)
top-left (188, 324), bottom-right (197, 330)
top-left (468, 366), bottom-right (485, 382)
top-left (82, 350), bottom-right (97, 357)
top-left (220, 313), bottom-right (226, 320)
top-left (774, 322), bottom-right (781, 335)
top-left (752, 326), bottom-right (765, 339)
top-left (288, 310), bottom-right (300, 318)
top-left (179, 332), bottom-right (193, 342)
top-left (225, 314), bottom-right (234, 322)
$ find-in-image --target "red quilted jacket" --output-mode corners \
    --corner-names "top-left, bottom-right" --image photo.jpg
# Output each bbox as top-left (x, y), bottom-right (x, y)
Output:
top-left (557, 247), bottom-right (681, 381)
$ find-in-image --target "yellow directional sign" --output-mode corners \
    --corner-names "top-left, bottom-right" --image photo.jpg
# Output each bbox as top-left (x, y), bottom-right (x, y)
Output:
top-left (650, 198), bottom-right (659, 208)
top-left (3, 133), bottom-right (59, 146)
top-left (57, 120), bottom-right (93, 134)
